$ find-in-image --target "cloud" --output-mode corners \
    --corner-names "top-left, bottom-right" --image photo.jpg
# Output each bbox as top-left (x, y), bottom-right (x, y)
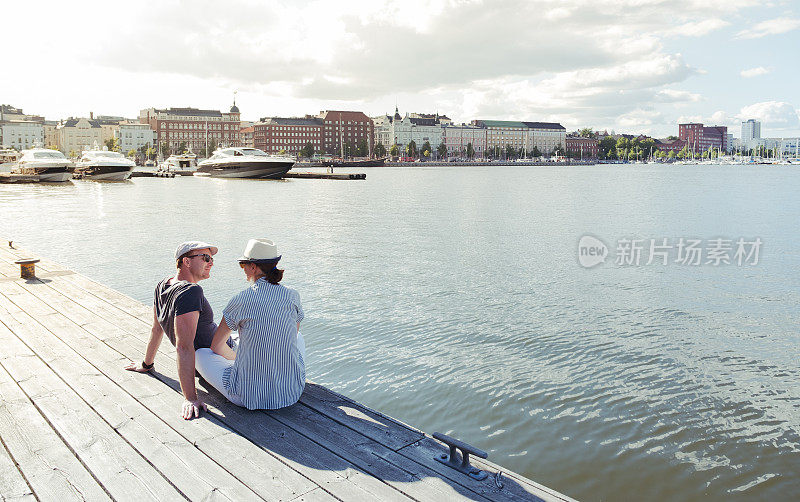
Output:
top-left (671, 18), bottom-right (730, 37)
top-left (740, 67), bottom-right (771, 78)
top-left (738, 101), bottom-right (800, 128)
top-left (736, 18), bottom-right (800, 39)
top-left (0, 0), bottom-right (778, 136)
top-left (655, 89), bottom-right (703, 103)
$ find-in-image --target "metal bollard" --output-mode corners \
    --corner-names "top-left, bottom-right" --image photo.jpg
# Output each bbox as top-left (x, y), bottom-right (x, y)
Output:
top-left (14, 258), bottom-right (40, 279)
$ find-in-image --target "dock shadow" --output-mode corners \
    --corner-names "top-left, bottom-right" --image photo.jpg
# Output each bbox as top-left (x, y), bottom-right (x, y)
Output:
top-left (150, 372), bottom-right (530, 500)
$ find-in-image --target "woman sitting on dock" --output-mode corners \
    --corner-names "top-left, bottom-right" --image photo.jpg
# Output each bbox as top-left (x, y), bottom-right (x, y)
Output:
top-left (195, 238), bottom-right (306, 410)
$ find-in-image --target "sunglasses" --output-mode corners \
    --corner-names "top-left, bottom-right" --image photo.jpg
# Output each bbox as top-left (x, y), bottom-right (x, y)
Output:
top-left (187, 253), bottom-right (213, 263)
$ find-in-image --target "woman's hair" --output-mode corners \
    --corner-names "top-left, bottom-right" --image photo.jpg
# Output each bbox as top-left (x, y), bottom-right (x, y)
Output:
top-left (256, 262), bottom-right (283, 284)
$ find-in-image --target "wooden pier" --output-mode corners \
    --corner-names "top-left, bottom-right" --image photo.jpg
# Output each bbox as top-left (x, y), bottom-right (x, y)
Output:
top-left (285, 172), bottom-right (366, 180)
top-left (0, 242), bottom-right (573, 502)
top-left (0, 173), bottom-right (40, 184)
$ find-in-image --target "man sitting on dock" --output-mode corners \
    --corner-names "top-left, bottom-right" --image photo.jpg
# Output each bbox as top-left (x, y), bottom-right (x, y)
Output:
top-left (125, 241), bottom-right (222, 420)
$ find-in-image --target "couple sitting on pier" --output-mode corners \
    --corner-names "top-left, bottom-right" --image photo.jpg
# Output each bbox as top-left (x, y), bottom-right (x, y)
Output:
top-left (126, 239), bottom-right (305, 420)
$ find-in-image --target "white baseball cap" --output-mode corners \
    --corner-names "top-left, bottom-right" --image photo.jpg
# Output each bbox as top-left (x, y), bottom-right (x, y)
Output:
top-left (175, 241), bottom-right (218, 260)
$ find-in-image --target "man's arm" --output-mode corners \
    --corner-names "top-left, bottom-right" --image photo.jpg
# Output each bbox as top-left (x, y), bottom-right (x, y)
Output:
top-left (175, 311), bottom-right (206, 419)
top-left (125, 307), bottom-right (164, 372)
top-left (210, 317), bottom-right (237, 360)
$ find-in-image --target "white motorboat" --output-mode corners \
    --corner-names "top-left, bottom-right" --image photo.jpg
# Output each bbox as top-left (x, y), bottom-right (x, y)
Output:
top-left (160, 153), bottom-right (197, 172)
top-left (14, 148), bottom-right (75, 182)
top-left (76, 149), bottom-right (135, 181)
top-left (0, 148), bottom-right (20, 171)
top-left (195, 147), bottom-right (294, 178)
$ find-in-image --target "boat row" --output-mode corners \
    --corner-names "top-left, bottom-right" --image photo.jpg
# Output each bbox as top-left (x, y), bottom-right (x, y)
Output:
top-left (1, 146), bottom-right (296, 182)
top-left (0, 147), bottom-right (136, 181)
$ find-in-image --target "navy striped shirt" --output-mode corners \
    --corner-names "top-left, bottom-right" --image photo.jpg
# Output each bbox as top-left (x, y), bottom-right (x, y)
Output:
top-left (222, 278), bottom-right (305, 410)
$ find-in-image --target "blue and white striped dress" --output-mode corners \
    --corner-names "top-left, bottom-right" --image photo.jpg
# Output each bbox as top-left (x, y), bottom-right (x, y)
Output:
top-left (221, 278), bottom-right (305, 410)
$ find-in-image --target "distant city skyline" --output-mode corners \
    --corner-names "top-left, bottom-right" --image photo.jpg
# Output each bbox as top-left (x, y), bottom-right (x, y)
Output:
top-left (4, 0), bottom-right (799, 138)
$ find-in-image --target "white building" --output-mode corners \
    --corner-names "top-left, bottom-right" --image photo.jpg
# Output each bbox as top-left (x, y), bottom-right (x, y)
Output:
top-left (115, 123), bottom-right (154, 155)
top-left (0, 121), bottom-right (44, 150)
top-left (442, 124), bottom-right (487, 158)
top-left (57, 118), bottom-right (103, 156)
top-left (741, 119), bottom-right (761, 149)
top-left (373, 108), bottom-right (446, 157)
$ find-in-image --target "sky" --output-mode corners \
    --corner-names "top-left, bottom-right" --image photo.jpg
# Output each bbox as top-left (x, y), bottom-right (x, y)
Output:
top-left (3, 0), bottom-right (799, 138)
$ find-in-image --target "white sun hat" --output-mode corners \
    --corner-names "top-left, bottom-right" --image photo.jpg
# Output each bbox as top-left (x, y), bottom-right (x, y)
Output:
top-left (175, 241), bottom-right (218, 260)
top-left (238, 238), bottom-right (281, 263)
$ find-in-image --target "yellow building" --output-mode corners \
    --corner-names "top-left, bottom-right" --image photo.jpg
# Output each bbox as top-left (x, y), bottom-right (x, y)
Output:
top-left (57, 118), bottom-right (103, 157)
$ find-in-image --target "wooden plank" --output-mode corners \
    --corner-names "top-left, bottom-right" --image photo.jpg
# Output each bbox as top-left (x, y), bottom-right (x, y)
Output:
top-left (301, 384), bottom-right (571, 501)
top-left (100, 337), bottom-right (413, 502)
top-left (299, 383), bottom-right (425, 451)
top-left (0, 346), bottom-right (110, 502)
top-left (0, 431), bottom-right (36, 501)
top-left (31, 278), bottom-right (493, 501)
top-left (0, 303), bottom-right (184, 501)
top-left (0, 288), bottom-right (270, 501)
top-left (0, 278), bottom-right (395, 502)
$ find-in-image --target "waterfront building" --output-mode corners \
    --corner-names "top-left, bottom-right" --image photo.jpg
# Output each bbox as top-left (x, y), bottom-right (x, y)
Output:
top-left (0, 120), bottom-right (44, 150)
top-left (240, 125), bottom-right (254, 148)
top-left (565, 135), bottom-right (599, 158)
top-left (525, 122), bottom-right (567, 155)
top-left (442, 123), bottom-right (486, 158)
top-left (139, 102), bottom-right (241, 156)
top-left (374, 107), bottom-right (452, 158)
top-left (92, 114), bottom-right (123, 144)
top-left (679, 123), bottom-right (729, 153)
top-left (253, 117), bottom-right (324, 155)
top-left (655, 138), bottom-right (686, 153)
top-left (0, 104), bottom-right (44, 123)
top-left (471, 120), bottom-right (566, 156)
top-left (56, 118), bottom-right (103, 156)
top-left (115, 123), bottom-right (154, 155)
top-left (318, 110), bottom-right (374, 156)
top-left (43, 121), bottom-right (59, 149)
top-left (741, 119), bottom-right (761, 149)
top-left (472, 120), bottom-right (526, 154)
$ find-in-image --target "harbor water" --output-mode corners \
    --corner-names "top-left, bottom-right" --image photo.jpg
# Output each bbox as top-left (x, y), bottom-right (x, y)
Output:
top-left (1, 165), bottom-right (798, 501)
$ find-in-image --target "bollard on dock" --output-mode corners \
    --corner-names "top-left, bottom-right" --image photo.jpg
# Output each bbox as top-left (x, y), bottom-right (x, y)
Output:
top-left (14, 258), bottom-right (40, 279)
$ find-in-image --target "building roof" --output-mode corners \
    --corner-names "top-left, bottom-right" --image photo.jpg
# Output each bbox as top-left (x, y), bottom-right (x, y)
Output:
top-left (317, 110), bottom-right (371, 122)
top-left (409, 117), bottom-right (438, 126)
top-left (522, 121), bottom-right (566, 130)
top-left (60, 118), bottom-right (101, 128)
top-left (258, 117), bottom-right (324, 127)
top-left (474, 120), bottom-right (527, 128)
top-left (156, 107), bottom-right (223, 118)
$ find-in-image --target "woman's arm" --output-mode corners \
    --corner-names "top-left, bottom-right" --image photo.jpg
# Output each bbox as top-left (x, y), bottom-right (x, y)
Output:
top-left (211, 317), bottom-right (237, 360)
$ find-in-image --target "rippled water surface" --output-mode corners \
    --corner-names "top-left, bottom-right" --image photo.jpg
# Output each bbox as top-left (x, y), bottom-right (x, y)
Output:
top-left (1, 165), bottom-right (798, 501)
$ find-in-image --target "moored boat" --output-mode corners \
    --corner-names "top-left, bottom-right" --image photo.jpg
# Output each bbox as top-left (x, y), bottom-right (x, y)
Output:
top-left (76, 149), bottom-right (135, 181)
top-left (160, 153), bottom-right (198, 172)
top-left (195, 147), bottom-right (294, 178)
top-left (14, 148), bottom-right (74, 182)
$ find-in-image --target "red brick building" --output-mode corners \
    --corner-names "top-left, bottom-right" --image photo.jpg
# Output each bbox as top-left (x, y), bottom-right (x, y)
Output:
top-left (655, 138), bottom-right (687, 153)
top-left (318, 110), bottom-right (374, 156)
top-left (565, 135), bottom-right (599, 158)
top-left (253, 117), bottom-right (324, 155)
top-left (139, 103), bottom-right (241, 155)
top-left (679, 123), bottom-right (728, 153)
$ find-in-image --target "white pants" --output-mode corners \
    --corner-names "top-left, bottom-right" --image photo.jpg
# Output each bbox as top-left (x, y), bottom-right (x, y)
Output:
top-left (195, 331), bottom-right (306, 408)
